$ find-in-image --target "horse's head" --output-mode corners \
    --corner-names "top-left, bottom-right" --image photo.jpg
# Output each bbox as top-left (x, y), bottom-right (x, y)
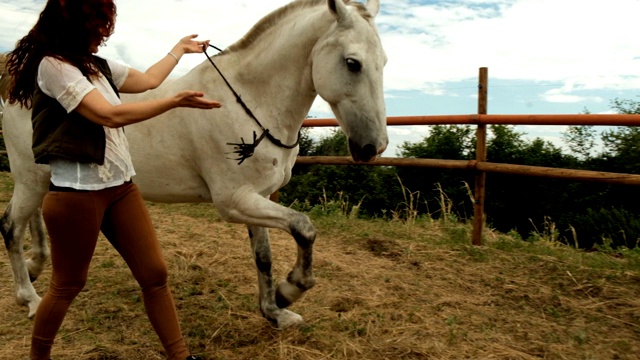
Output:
top-left (312, 0), bottom-right (388, 162)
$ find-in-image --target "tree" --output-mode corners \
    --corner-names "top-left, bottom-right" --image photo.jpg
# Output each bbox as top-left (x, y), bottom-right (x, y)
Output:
top-left (483, 126), bottom-right (577, 238)
top-left (562, 125), bottom-right (597, 161)
top-left (595, 98), bottom-right (640, 174)
top-left (487, 125), bottom-right (525, 163)
top-left (401, 125), bottom-right (474, 160)
top-left (296, 128), bottom-right (315, 157)
top-left (611, 96), bottom-right (640, 115)
top-left (553, 97), bottom-right (640, 248)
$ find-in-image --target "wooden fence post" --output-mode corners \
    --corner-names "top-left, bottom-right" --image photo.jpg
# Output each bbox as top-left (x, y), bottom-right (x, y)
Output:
top-left (472, 67), bottom-right (488, 246)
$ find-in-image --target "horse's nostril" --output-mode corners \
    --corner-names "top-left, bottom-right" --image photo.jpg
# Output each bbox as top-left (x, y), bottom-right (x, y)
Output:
top-left (361, 144), bottom-right (377, 160)
top-left (349, 140), bottom-right (379, 163)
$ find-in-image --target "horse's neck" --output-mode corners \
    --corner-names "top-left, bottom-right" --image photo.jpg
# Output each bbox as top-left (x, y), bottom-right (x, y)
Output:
top-left (212, 7), bottom-right (330, 130)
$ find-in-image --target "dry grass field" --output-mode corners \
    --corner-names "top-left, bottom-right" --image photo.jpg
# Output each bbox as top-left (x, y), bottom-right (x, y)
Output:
top-left (0, 171), bottom-right (639, 359)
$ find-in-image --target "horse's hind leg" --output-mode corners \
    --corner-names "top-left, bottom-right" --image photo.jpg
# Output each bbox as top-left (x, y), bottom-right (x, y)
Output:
top-left (26, 208), bottom-right (48, 280)
top-left (248, 225), bottom-right (303, 329)
top-left (1, 188), bottom-right (49, 318)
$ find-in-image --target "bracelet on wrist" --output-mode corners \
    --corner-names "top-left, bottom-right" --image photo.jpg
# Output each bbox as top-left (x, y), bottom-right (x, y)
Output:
top-left (167, 52), bottom-right (179, 63)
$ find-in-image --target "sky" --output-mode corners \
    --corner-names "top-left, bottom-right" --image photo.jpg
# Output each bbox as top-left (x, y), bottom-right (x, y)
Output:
top-left (1, 0), bottom-right (639, 157)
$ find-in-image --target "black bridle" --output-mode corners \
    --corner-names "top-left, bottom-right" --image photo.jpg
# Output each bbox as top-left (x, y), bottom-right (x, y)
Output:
top-left (204, 44), bottom-right (301, 165)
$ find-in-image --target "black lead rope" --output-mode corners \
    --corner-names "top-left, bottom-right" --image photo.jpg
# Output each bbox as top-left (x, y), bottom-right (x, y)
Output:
top-left (204, 44), bottom-right (300, 165)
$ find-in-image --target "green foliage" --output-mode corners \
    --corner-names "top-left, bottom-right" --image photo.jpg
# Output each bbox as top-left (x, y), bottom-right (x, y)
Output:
top-left (296, 127), bottom-right (315, 157)
top-left (568, 207), bottom-right (640, 249)
top-left (486, 125), bottom-right (526, 163)
top-left (610, 96), bottom-right (640, 115)
top-left (310, 128), bottom-right (349, 156)
top-left (562, 125), bottom-right (597, 160)
top-left (596, 97), bottom-right (640, 172)
top-left (482, 126), bottom-right (577, 240)
top-left (400, 124), bottom-right (475, 160)
top-left (600, 127), bottom-right (640, 173)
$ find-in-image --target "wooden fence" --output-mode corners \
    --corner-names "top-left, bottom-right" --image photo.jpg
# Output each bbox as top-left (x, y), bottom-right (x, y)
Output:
top-left (297, 68), bottom-right (640, 246)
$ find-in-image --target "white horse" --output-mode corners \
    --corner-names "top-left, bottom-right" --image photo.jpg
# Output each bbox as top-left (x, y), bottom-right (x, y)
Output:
top-left (0, 0), bottom-right (387, 328)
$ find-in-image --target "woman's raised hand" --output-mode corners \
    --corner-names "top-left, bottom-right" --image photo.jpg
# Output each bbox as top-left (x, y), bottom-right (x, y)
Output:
top-left (178, 34), bottom-right (210, 54)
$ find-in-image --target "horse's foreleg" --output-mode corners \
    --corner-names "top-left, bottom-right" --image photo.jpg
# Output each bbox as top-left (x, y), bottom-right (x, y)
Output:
top-left (1, 202), bottom-right (42, 318)
top-left (275, 214), bottom-right (316, 309)
top-left (221, 189), bottom-right (316, 327)
top-left (248, 225), bottom-right (303, 329)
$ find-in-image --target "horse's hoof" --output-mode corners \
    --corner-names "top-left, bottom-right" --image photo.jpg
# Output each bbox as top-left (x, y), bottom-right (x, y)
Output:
top-left (16, 292), bottom-right (41, 318)
top-left (27, 299), bottom-right (40, 318)
top-left (275, 309), bottom-right (303, 329)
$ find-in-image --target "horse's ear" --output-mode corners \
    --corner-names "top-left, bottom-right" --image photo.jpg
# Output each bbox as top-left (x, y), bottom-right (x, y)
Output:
top-left (328, 0), bottom-right (353, 26)
top-left (366, 0), bottom-right (380, 17)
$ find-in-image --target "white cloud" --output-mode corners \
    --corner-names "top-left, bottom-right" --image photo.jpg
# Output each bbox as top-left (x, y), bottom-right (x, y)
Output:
top-left (541, 83), bottom-right (605, 103)
top-left (542, 93), bottom-right (591, 103)
top-left (377, 0), bottom-right (640, 99)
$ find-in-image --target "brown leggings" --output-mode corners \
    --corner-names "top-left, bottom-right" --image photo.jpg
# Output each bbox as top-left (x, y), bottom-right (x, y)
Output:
top-left (31, 182), bottom-right (189, 360)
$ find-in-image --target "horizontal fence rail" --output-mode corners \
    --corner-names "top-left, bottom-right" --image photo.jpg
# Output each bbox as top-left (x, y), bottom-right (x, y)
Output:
top-left (295, 156), bottom-right (640, 186)
top-left (302, 114), bottom-right (640, 127)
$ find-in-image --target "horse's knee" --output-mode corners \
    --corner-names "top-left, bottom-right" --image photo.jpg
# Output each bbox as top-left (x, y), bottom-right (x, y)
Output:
top-left (289, 213), bottom-right (316, 248)
top-left (0, 205), bottom-right (14, 250)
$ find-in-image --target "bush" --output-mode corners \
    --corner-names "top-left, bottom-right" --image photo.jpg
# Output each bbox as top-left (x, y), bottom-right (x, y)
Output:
top-left (567, 207), bottom-right (640, 249)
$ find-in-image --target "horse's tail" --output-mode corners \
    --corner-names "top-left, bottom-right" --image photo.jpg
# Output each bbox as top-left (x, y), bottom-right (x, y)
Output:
top-left (0, 52), bottom-right (9, 104)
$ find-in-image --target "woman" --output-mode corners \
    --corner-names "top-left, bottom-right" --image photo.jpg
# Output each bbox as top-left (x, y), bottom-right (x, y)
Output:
top-left (5, 0), bottom-right (221, 359)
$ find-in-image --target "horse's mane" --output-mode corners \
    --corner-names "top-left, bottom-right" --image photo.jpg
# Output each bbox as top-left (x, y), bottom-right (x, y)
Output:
top-left (222, 0), bottom-right (372, 55)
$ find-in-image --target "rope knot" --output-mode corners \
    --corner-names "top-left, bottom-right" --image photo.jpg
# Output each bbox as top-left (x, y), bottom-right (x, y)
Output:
top-left (226, 130), bottom-right (268, 165)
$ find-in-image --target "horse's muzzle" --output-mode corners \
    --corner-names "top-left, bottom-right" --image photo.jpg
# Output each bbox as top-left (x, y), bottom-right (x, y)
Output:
top-left (348, 139), bottom-right (386, 163)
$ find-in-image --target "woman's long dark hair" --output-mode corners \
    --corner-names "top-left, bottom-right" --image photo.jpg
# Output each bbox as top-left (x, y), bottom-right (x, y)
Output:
top-left (6, 0), bottom-right (116, 108)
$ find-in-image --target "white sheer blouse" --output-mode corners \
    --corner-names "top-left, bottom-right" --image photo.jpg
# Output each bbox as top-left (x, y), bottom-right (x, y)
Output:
top-left (37, 56), bottom-right (136, 190)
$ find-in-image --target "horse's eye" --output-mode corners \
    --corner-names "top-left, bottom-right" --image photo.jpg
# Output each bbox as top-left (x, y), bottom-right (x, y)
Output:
top-left (346, 58), bottom-right (362, 73)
